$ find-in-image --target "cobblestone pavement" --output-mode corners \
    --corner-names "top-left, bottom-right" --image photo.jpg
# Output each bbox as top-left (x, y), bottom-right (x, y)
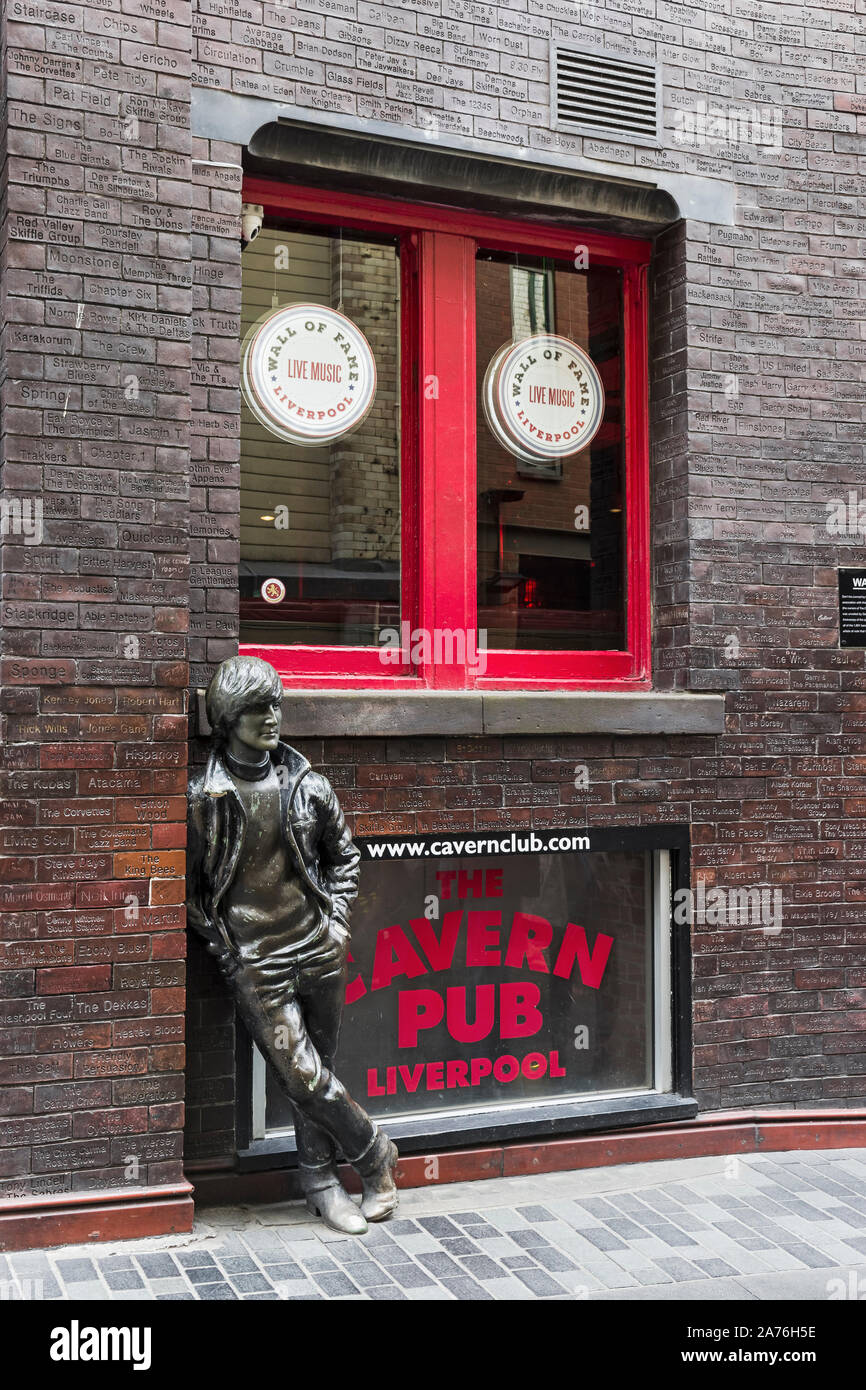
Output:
top-left (4, 1149), bottom-right (866, 1302)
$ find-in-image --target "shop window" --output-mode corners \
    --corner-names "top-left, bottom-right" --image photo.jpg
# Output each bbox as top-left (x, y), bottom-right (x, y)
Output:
top-left (239, 179), bottom-right (650, 689)
top-left (243, 832), bottom-right (692, 1154)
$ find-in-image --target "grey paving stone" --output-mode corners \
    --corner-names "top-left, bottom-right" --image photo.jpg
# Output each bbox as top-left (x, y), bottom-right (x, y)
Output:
top-left (532, 1246), bottom-right (577, 1273)
top-left (36, 1278), bottom-right (64, 1299)
top-left (324, 1241), bottom-right (375, 1264)
top-left (605, 1217), bottom-right (646, 1240)
top-left (643, 1222), bottom-right (699, 1248)
top-left (457, 1253), bottom-right (505, 1281)
top-left (665, 1185), bottom-right (704, 1206)
top-left (257, 1262), bottom-right (302, 1279)
top-left (417, 1216), bottom-right (464, 1238)
top-left (385, 1220), bottom-right (420, 1236)
top-left (365, 1285), bottom-right (407, 1300)
top-left (389, 1234), bottom-right (441, 1255)
top-left (508, 1228), bottom-right (551, 1250)
top-left (55, 1259), bottom-right (98, 1283)
top-left (299, 1256), bottom-right (337, 1273)
top-left (514, 1266), bottom-right (566, 1297)
top-left (245, 1292), bottom-right (280, 1299)
top-left (98, 1255), bottom-right (135, 1271)
top-left (369, 1243), bottom-right (413, 1267)
top-left (271, 1279), bottom-right (320, 1298)
top-left (479, 1236), bottom-right (524, 1258)
top-left (391, 1264), bottom-right (436, 1289)
top-left (654, 1256), bottom-right (707, 1282)
top-left (196, 1282), bottom-right (239, 1300)
top-left (10, 1254), bottom-right (52, 1276)
top-left (313, 1272), bottom-right (359, 1297)
top-left (104, 1270), bottom-right (145, 1291)
top-left (483, 1207), bottom-right (531, 1231)
top-left (230, 1273), bottom-right (272, 1293)
top-left (438, 1234), bottom-right (480, 1255)
top-left (630, 1267), bottom-right (674, 1286)
top-left (581, 1227), bottom-right (627, 1252)
top-left (418, 1251), bottom-right (463, 1278)
top-left (149, 1278), bottom-right (189, 1294)
top-left (362, 1226), bottom-right (399, 1246)
top-left (486, 1277), bottom-right (540, 1300)
top-left (501, 1254), bottom-right (536, 1270)
top-left (136, 1254), bottom-right (179, 1279)
top-left (344, 1263), bottom-right (394, 1288)
top-left (713, 1222), bottom-right (776, 1250)
top-left (187, 1266), bottom-right (226, 1285)
top-left (781, 1243), bottom-right (841, 1269)
top-left (515, 1205), bottom-right (556, 1222)
top-left (176, 1251), bottom-right (218, 1269)
top-left (693, 1258), bottom-right (738, 1277)
top-left (217, 1256), bottom-right (259, 1274)
top-left (439, 1277), bottom-right (493, 1301)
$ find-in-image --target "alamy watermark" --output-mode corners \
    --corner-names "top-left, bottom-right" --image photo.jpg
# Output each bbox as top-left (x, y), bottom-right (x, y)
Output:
top-left (825, 492), bottom-right (866, 539)
top-left (673, 101), bottom-right (782, 150)
top-left (0, 497), bottom-right (43, 544)
top-left (673, 879), bottom-right (783, 934)
top-left (378, 623), bottom-right (488, 676)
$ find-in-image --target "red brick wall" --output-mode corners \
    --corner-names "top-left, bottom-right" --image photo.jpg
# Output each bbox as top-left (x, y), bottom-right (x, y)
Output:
top-left (0, 1), bottom-right (192, 1200)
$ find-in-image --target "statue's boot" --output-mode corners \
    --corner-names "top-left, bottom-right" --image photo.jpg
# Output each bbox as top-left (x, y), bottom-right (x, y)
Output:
top-left (299, 1161), bottom-right (368, 1235)
top-left (351, 1127), bottom-right (399, 1222)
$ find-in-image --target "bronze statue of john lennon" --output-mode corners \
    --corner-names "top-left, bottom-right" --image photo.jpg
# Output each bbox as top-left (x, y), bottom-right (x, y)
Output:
top-left (187, 655), bottom-right (398, 1234)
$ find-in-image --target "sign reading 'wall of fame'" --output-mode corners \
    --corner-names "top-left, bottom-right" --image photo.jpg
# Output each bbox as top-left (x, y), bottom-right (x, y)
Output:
top-left (483, 334), bottom-right (606, 463)
top-left (241, 302), bottom-right (377, 446)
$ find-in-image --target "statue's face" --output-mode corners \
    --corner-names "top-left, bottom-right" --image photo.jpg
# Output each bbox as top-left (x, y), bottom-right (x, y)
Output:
top-left (230, 698), bottom-right (281, 752)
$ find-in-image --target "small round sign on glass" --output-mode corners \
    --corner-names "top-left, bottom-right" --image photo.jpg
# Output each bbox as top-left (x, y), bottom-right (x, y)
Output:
top-left (483, 334), bottom-right (605, 463)
top-left (261, 578), bottom-right (286, 605)
top-left (242, 303), bottom-right (377, 446)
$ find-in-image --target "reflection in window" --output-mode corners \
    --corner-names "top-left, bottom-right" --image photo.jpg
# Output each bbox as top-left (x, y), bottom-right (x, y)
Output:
top-left (476, 252), bottom-right (625, 652)
top-left (238, 225), bottom-right (401, 646)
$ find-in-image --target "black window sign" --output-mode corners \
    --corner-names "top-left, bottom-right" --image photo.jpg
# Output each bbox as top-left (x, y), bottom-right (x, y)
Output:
top-left (262, 830), bottom-right (674, 1138)
top-left (839, 569), bottom-right (866, 647)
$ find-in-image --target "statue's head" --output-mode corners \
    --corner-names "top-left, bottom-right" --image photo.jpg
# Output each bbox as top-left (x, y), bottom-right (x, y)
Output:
top-left (205, 655), bottom-right (283, 752)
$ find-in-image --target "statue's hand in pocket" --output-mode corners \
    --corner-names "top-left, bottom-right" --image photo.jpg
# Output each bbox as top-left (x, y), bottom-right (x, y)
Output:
top-left (313, 917), bottom-right (350, 978)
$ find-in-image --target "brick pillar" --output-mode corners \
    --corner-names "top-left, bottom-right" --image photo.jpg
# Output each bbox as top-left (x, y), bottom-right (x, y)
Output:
top-left (0, 1), bottom-right (195, 1249)
top-left (186, 139), bottom-right (243, 1173)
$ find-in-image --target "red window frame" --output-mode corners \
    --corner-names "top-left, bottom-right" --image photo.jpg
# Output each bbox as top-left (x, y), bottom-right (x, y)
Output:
top-left (240, 176), bottom-right (651, 691)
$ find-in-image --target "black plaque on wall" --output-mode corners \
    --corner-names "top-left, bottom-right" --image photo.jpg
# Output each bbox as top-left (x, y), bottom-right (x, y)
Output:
top-left (839, 569), bottom-right (866, 647)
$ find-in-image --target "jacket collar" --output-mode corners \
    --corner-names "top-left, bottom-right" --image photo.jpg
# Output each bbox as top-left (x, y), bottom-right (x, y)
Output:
top-left (203, 740), bottom-right (311, 798)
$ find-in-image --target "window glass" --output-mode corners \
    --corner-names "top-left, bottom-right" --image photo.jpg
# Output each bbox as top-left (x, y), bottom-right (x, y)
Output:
top-left (238, 224), bottom-right (401, 646)
top-left (262, 841), bottom-right (658, 1132)
top-left (476, 252), bottom-right (625, 651)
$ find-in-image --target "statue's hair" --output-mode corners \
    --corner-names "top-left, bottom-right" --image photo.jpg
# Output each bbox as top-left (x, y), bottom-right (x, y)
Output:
top-left (205, 656), bottom-right (283, 743)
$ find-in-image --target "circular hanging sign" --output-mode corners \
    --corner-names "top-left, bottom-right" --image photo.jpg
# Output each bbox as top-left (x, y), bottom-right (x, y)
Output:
top-left (261, 577), bottom-right (286, 605)
top-left (483, 334), bottom-right (605, 461)
top-left (241, 303), bottom-right (377, 446)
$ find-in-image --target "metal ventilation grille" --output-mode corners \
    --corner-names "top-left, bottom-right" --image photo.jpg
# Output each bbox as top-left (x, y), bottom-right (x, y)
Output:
top-left (553, 45), bottom-right (660, 145)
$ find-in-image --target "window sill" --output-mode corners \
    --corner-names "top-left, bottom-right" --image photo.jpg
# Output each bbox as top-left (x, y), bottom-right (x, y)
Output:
top-left (237, 1092), bottom-right (699, 1168)
top-left (197, 689), bottom-right (725, 738)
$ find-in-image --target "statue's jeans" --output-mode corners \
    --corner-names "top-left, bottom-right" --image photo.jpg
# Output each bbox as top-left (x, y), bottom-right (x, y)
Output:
top-left (217, 940), bottom-right (375, 1167)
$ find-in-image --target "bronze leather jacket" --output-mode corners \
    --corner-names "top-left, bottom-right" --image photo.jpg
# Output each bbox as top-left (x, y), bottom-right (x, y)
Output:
top-left (186, 741), bottom-right (360, 961)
